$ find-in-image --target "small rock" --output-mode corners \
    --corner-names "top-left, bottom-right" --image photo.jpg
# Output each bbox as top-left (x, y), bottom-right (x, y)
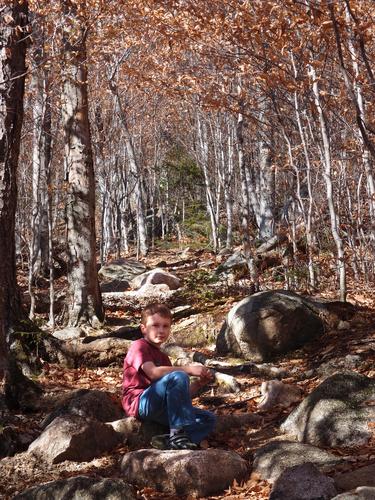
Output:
top-left (121, 448), bottom-right (249, 496)
top-left (126, 283), bottom-right (177, 301)
top-left (269, 462), bottom-right (337, 500)
top-left (214, 371), bottom-right (241, 393)
top-left (28, 415), bottom-right (120, 463)
top-left (131, 268), bottom-right (181, 290)
top-left (52, 327), bottom-right (82, 340)
top-left (257, 380), bottom-right (302, 410)
top-left (338, 320), bottom-right (351, 330)
top-left (14, 475), bottom-right (136, 500)
top-left (107, 417), bottom-right (141, 442)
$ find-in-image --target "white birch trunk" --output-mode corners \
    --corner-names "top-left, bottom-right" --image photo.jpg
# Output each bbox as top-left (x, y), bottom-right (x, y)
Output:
top-left (309, 64), bottom-right (346, 301)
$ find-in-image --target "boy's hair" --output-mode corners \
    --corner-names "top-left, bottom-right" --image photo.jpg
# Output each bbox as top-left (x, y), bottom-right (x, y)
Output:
top-left (140, 303), bottom-right (172, 325)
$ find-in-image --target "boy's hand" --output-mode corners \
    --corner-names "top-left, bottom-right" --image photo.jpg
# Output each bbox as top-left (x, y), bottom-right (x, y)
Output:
top-left (188, 365), bottom-right (214, 382)
top-left (188, 365), bottom-right (214, 396)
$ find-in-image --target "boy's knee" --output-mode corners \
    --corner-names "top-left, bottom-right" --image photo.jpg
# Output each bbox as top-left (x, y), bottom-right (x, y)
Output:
top-left (165, 370), bottom-right (190, 385)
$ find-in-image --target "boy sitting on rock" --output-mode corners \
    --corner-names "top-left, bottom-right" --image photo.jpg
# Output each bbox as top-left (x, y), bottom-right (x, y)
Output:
top-left (122, 302), bottom-right (216, 450)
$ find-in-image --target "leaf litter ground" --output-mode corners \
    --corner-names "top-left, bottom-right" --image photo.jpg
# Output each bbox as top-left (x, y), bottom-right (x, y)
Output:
top-left (1, 248), bottom-right (375, 499)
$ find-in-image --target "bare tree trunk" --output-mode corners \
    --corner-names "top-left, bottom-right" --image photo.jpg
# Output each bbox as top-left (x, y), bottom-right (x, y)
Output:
top-left (196, 112), bottom-right (219, 252)
top-left (309, 64), bottom-right (346, 301)
top-left (0, 1), bottom-right (38, 404)
top-left (258, 100), bottom-right (275, 241)
top-left (28, 16), bottom-right (52, 319)
top-left (343, 5), bottom-right (375, 239)
top-left (290, 52), bottom-right (316, 289)
top-left (62, 0), bottom-right (104, 327)
top-left (213, 114), bottom-right (234, 249)
top-left (107, 56), bottom-right (148, 257)
top-left (237, 98), bottom-right (258, 289)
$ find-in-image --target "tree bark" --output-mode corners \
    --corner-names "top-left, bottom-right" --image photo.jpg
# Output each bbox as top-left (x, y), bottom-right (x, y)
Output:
top-left (237, 98), bottom-right (258, 288)
top-left (61, 0), bottom-right (104, 327)
top-left (309, 63), bottom-right (346, 301)
top-left (0, 1), bottom-right (35, 402)
top-left (29, 14), bottom-right (52, 319)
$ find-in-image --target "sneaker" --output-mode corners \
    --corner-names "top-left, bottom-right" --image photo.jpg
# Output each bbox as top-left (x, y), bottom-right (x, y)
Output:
top-left (168, 431), bottom-right (198, 450)
top-left (150, 434), bottom-right (170, 450)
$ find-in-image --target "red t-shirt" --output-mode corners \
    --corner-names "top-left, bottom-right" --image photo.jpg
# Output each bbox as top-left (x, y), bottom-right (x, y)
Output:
top-left (121, 338), bottom-right (172, 417)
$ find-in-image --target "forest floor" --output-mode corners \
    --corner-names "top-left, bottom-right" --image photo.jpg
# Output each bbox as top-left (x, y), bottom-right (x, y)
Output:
top-left (1, 246), bottom-right (375, 499)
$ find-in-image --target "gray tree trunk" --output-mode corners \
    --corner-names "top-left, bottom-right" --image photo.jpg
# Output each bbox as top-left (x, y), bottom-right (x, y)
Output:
top-left (28, 16), bottom-right (52, 318)
top-left (61, 0), bottom-right (104, 327)
top-left (236, 100), bottom-right (258, 288)
top-left (257, 100), bottom-right (275, 240)
top-left (0, 1), bottom-right (33, 403)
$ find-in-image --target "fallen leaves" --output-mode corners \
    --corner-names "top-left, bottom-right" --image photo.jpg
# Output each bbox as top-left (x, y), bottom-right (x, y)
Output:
top-left (37, 365), bottom-right (122, 393)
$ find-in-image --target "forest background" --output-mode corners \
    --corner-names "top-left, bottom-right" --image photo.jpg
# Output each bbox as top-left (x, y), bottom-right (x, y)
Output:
top-left (1, 0), bottom-right (375, 428)
top-left (1, 1), bottom-right (375, 498)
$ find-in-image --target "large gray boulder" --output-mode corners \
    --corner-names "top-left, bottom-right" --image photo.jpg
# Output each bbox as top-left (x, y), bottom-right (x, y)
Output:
top-left (42, 389), bottom-right (124, 429)
top-left (121, 448), bottom-right (249, 496)
top-left (269, 463), bottom-right (337, 500)
top-left (216, 290), bottom-right (324, 362)
top-left (28, 415), bottom-right (120, 463)
top-left (281, 371), bottom-right (375, 447)
top-left (99, 259), bottom-right (147, 282)
top-left (253, 440), bottom-right (342, 483)
top-left (14, 476), bottom-right (136, 500)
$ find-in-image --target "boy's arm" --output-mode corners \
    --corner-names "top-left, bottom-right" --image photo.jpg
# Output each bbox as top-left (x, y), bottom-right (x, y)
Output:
top-left (141, 361), bottom-right (213, 386)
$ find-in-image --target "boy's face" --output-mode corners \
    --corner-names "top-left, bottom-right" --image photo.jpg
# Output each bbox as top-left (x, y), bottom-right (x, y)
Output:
top-left (141, 313), bottom-right (172, 348)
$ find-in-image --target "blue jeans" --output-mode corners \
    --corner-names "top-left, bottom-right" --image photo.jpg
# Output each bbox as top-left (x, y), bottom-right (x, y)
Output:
top-left (138, 371), bottom-right (216, 444)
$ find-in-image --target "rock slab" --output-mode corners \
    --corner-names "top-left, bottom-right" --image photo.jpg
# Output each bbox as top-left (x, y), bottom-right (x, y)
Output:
top-left (332, 487), bottom-right (375, 500)
top-left (28, 415), bottom-right (120, 463)
top-left (269, 462), bottom-right (337, 500)
top-left (334, 464), bottom-right (375, 491)
top-left (121, 448), bottom-right (249, 496)
top-left (216, 290), bottom-right (324, 362)
top-left (99, 259), bottom-right (147, 281)
top-left (14, 475), bottom-right (136, 500)
top-left (42, 389), bottom-right (124, 429)
top-left (281, 371), bottom-right (375, 447)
